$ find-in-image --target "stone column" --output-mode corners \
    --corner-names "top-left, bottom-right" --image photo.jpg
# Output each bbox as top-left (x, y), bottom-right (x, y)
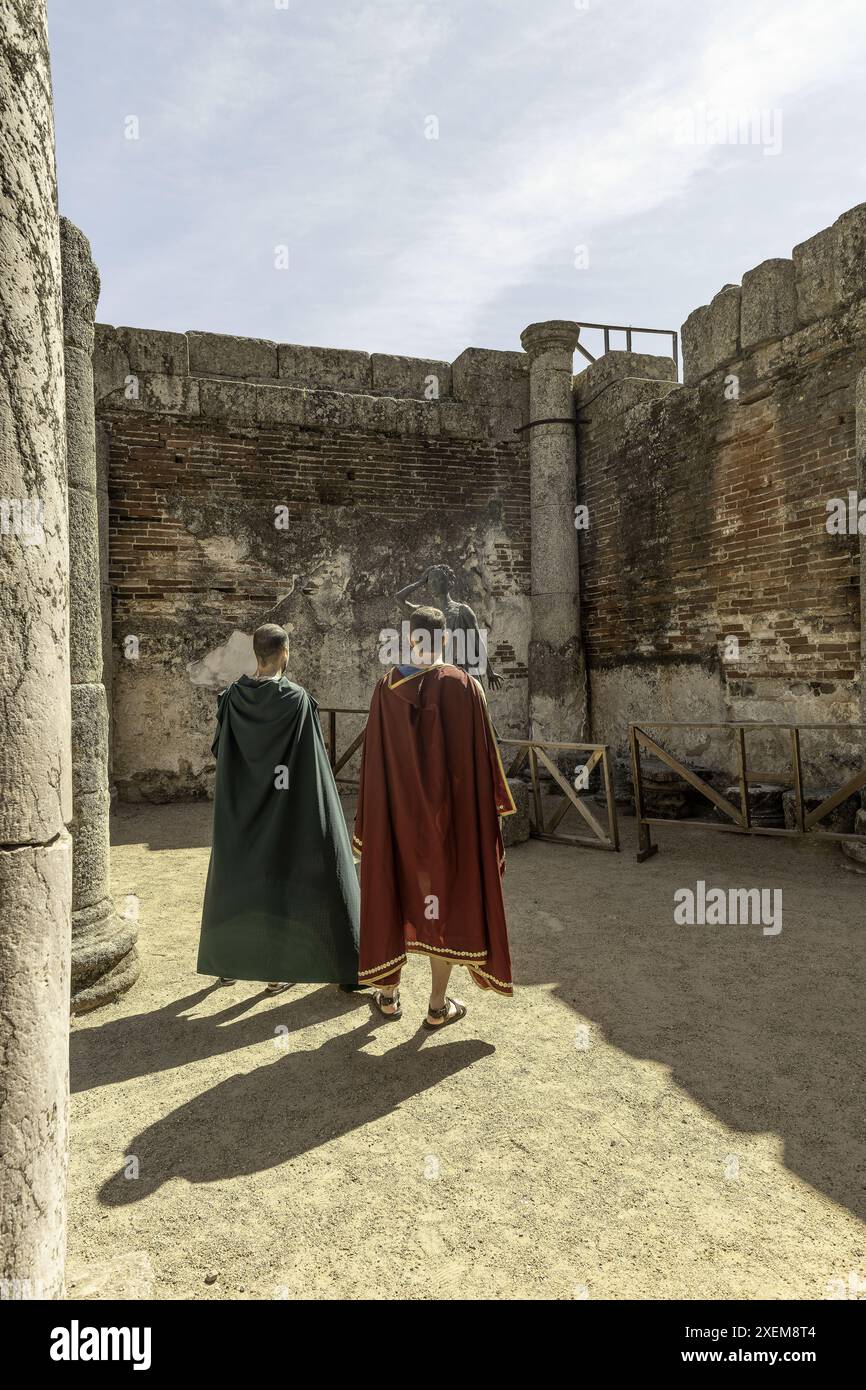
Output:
top-left (859, 369), bottom-right (866, 728)
top-left (96, 422), bottom-right (116, 801)
top-left (60, 219), bottom-right (139, 1012)
top-left (0, 0), bottom-right (72, 1299)
top-left (520, 321), bottom-right (586, 742)
top-left (840, 367), bottom-right (866, 871)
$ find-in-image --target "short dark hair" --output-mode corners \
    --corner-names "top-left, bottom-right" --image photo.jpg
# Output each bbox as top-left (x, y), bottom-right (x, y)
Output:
top-left (411, 605), bottom-right (447, 648)
top-left (253, 623), bottom-right (289, 663)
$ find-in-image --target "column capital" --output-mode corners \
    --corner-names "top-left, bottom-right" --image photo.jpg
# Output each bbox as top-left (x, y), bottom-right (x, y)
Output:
top-left (520, 320), bottom-right (581, 357)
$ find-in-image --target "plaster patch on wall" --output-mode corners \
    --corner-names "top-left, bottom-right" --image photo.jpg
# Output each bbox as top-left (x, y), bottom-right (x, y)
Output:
top-left (198, 535), bottom-right (251, 569)
top-left (186, 573), bottom-right (314, 691)
top-left (187, 629), bottom-right (256, 690)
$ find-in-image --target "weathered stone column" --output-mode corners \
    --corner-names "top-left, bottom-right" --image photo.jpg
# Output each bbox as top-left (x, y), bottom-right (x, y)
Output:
top-left (839, 366), bottom-right (866, 871)
top-left (520, 321), bottom-right (586, 742)
top-left (859, 369), bottom-right (866, 728)
top-left (0, 0), bottom-right (72, 1299)
top-left (61, 219), bottom-right (139, 1011)
top-left (96, 422), bottom-right (116, 800)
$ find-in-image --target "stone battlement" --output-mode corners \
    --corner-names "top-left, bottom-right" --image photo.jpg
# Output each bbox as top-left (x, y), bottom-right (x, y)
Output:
top-left (681, 202), bottom-right (866, 385)
top-left (94, 326), bottom-right (529, 442)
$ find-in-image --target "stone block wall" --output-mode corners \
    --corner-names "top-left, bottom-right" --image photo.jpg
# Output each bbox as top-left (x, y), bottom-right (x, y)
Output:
top-left (95, 333), bottom-right (531, 799)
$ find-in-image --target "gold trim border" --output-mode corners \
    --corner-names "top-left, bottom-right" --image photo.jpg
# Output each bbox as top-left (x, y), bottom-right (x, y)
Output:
top-left (476, 683), bottom-right (517, 818)
top-left (387, 666), bottom-right (428, 690)
top-left (408, 940), bottom-right (487, 961)
top-left (359, 951), bottom-right (407, 978)
top-left (359, 941), bottom-right (513, 995)
top-left (468, 964), bottom-right (513, 996)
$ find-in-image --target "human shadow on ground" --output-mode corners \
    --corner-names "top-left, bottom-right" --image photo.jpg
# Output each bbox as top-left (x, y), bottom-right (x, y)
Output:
top-left (71, 984), bottom-right (369, 1094)
top-left (97, 1018), bottom-right (493, 1202)
top-left (506, 830), bottom-right (866, 1225)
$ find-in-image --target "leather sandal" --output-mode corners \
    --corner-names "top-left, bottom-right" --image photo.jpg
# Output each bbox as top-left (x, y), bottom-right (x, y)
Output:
top-left (372, 988), bottom-right (402, 1020)
top-left (423, 996), bottom-right (467, 1030)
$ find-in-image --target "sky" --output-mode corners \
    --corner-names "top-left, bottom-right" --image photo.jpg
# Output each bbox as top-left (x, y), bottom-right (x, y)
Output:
top-left (47, 0), bottom-right (866, 370)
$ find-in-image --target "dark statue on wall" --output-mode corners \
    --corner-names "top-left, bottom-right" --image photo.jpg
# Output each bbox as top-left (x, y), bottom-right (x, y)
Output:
top-left (396, 563), bottom-right (504, 691)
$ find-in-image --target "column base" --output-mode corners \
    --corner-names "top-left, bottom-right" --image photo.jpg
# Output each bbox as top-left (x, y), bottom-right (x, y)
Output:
top-left (71, 898), bottom-right (139, 1014)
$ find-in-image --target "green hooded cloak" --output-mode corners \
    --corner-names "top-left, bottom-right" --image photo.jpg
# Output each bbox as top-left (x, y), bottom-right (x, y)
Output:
top-left (197, 674), bottom-right (360, 984)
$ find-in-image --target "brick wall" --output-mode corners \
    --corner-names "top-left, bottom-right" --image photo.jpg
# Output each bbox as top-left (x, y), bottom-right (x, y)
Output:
top-left (107, 419), bottom-right (530, 632)
top-left (575, 255), bottom-right (866, 784)
top-left (578, 351), bottom-right (861, 686)
top-left (99, 355), bottom-right (531, 798)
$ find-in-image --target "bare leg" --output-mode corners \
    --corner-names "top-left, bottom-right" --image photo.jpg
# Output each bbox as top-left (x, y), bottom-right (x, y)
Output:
top-left (427, 957), bottom-right (463, 1025)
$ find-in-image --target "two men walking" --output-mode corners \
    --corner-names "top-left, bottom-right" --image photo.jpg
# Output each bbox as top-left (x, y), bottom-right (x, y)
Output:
top-left (197, 607), bottom-right (514, 1028)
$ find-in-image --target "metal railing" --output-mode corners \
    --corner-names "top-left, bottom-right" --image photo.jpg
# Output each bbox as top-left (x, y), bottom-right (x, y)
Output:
top-left (501, 739), bottom-right (620, 851)
top-left (575, 320), bottom-right (679, 375)
top-left (629, 721), bottom-right (866, 862)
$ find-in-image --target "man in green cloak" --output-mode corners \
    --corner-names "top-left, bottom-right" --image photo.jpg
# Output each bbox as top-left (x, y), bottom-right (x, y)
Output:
top-left (197, 623), bottom-right (361, 992)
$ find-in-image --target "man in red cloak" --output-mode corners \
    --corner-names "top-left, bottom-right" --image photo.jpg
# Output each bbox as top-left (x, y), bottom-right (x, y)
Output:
top-left (354, 606), bottom-right (516, 1028)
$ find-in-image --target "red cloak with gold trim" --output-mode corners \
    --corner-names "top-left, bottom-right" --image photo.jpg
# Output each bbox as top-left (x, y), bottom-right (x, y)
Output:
top-left (354, 663), bottom-right (515, 995)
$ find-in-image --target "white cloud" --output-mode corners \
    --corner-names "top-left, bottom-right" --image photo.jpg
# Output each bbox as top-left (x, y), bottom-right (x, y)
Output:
top-left (48, 0), bottom-right (866, 359)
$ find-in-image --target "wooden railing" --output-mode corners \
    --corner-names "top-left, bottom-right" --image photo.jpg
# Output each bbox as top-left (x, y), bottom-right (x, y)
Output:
top-left (319, 711), bottom-right (621, 853)
top-left (318, 707), bottom-right (367, 779)
top-left (630, 721), bottom-right (866, 862)
top-left (500, 739), bottom-right (619, 851)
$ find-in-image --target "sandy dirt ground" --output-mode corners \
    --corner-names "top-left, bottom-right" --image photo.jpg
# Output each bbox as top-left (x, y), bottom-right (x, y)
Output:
top-left (67, 800), bottom-right (865, 1301)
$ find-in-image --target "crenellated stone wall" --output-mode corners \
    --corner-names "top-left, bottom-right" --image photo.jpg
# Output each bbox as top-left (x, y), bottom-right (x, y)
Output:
top-left (94, 327), bottom-right (528, 437)
top-left (681, 203), bottom-right (866, 384)
top-left (576, 203), bottom-right (866, 786)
